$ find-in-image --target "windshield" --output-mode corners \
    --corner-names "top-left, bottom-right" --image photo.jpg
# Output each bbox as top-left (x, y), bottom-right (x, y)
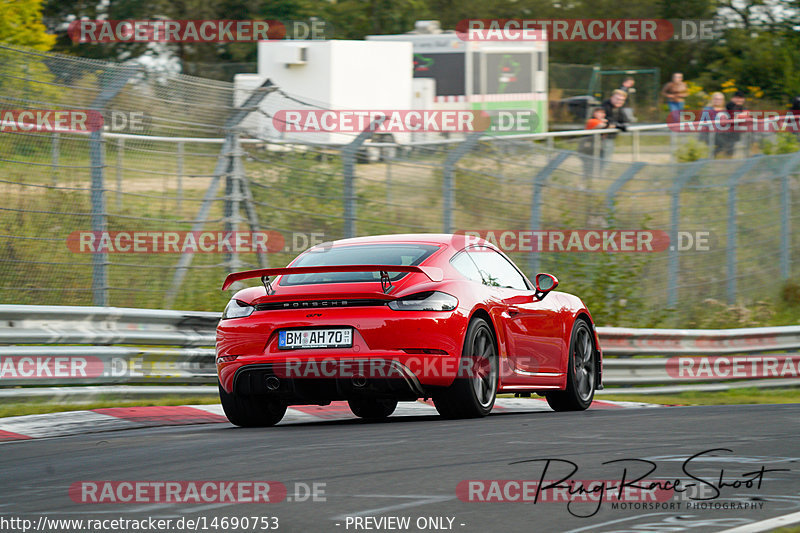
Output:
top-left (280, 243), bottom-right (439, 286)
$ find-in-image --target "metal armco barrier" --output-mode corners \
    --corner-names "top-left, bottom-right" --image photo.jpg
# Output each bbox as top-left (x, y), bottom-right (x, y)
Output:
top-left (0, 305), bottom-right (797, 397)
top-left (600, 325), bottom-right (800, 356)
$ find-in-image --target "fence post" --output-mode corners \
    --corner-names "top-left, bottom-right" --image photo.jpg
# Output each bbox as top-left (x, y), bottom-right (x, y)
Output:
top-left (632, 130), bottom-right (640, 161)
top-left (88, 66), bottom-right (140, 307)
top-left (779, 152), bottom-right (800, 279)
top-left (708, 130), bottom-right (716, 159)
top-left (670, 129), bottom-right (677, 163)
top-left (177, 141), bottom-right (184, 211)
top-left (237, 154), bottom-right (268, 270)
top-left (223, 134), bottom-right (243, 273)
top-left (341, 117), bottom-right (386, 238)
top-left (116, 138), bottom-right (124, 210)
top-left (528, 151), bottom-right (570, 274)
top-left (667, 161), bottom-right (706, 308)
top-left (442, 132), bottom-right (482, 234)
top-left (89, 129), bottom-right (107, 306)
top-left (385, 154), bottom-right (392, 204)
top-left (726, 158), bottom-right (759, 304)
top-left (51, 132), bottom-right (59, 185)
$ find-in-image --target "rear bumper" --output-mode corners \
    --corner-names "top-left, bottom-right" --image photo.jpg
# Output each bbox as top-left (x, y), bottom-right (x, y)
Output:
top-left (229, 360), bottom-right (426, 403)
top-left (216, 306), bottom-right (470, 394)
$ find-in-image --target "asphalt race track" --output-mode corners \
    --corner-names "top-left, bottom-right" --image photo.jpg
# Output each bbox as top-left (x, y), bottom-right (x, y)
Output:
top-left (0, 404), bottom-right (798, 533)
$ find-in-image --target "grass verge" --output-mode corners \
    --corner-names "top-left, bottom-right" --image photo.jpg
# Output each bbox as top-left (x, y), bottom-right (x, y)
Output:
top-left (597, 387), bottom-right (800, 406)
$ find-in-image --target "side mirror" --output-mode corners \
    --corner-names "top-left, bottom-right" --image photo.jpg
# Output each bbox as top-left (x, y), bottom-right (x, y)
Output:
top-left (534, 273), bottom-right (559, 299)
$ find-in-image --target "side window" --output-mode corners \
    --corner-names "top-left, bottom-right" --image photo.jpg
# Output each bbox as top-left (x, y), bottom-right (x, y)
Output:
top-left (451, 251), bottom-right (483, 282)
top-left (467, 248), bottom-right (528, 290)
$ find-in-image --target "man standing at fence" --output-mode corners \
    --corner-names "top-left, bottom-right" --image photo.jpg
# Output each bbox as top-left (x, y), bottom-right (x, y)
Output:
top-left (720, 90), bottom-right (748, 157)
top-left (600, 90), bottom-right (629, 164)
top-left (661, 72), bottom-right (689, 113)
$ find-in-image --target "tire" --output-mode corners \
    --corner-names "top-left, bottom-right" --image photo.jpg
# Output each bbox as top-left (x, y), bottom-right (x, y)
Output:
top-left (218, 383), bottom-right (287, 427)
top-left (433, 317), bottom-right (498, 419)
top-left (546, 319), bottom-right (597, 412)
top-left (348, 398), bottom-right (398, 420)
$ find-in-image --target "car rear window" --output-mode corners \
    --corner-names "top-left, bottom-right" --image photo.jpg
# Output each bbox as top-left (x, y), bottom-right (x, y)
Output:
top-left (280, 243), bottom-right (439, 286)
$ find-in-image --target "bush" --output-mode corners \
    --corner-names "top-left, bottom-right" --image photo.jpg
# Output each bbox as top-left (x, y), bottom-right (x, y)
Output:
top-left (676, 138), bottom-right (709, 162)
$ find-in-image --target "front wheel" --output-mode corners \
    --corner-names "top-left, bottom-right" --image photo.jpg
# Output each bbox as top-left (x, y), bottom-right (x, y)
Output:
top-left (218, 383), bottom-right (287, 427)
top-left (433, 318), bottom-right (498, 419)
top-left (348, 398), bottom-right (398, 420)
top-left (546, 320), bottom-right (596, 411)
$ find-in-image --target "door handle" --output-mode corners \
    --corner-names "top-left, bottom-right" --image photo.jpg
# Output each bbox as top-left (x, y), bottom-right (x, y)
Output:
top-left (507, 306), bottom-right (521, 317)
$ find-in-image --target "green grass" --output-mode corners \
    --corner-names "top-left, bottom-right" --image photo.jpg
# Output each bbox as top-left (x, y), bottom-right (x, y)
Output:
top-left (598, 387), bottom-right (800, 406)
top-left (0, 395), bottom-right (219, 418)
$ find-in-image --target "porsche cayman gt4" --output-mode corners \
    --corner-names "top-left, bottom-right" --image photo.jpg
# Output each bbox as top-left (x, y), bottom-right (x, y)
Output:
top-left (216, 234), bottom-right (602, 426)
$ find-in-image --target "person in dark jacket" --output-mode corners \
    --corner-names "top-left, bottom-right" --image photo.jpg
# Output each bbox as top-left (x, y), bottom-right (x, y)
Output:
top-left (599, 90), bottom-right (629, 162)
top-left (720, 90), bottom-right (747, 156)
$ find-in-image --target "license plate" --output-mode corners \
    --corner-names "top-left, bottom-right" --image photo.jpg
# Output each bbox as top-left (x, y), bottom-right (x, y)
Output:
top-left (278, 328), bottom-right (353, 349)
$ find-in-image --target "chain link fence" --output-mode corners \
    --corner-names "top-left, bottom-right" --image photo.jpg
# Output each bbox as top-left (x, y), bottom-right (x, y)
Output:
top-left (2, 44), bottom-right (799, 328)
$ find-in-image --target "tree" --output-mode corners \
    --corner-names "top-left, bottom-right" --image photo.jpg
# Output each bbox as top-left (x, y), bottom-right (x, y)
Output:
top-left (0, 0), bottom-right (56, 50)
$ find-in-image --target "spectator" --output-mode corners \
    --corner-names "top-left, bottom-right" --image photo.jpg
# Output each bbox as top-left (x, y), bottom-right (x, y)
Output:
top-left (720, 90), bottom-right (747, 156)
top-left (791, 95), bottom-right (800, 139)
top-left (700, 92), bottom-right (726, 156)
top-left (661, 72), bottom-right (689, 113)
top-left (619, 76), bottom-right (636, 94)
top-left (619, 76), bottom-right (637, 122)
top-left (579, 107), bottom-right (609, 182)
top-left (600, 90), bottom-right (629, 162)
top-left (585, 107), bottom-right (608, 130)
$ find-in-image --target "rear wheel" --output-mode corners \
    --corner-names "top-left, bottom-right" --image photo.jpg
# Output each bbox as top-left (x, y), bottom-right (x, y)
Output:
top-left (218, 383), bottom-right (287, 427)
top-left (546, 319), bottom-right (596, 411)
top-left (348, 398), bottom-right (398, 420)
top-left (433, 318), bottom-right (498, 419)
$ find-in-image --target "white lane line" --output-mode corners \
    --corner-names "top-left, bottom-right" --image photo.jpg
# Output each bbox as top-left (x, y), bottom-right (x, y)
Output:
top-left (717, 510), bottom-right (800, 533)
top-left (0, 410), bottom-right (138, 438)
top-left (280, 408), bottom-right (332, 424)
top-left (330, 495), bottom-right (454, 520)
top-left (187, 404), bottom-right (226, 417)
top-left (189, 404), bottom-right (322, 424)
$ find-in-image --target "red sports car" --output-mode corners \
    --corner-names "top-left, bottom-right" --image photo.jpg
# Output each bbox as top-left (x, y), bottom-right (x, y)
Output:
top-left (216, 234), bottom-right (602, 426)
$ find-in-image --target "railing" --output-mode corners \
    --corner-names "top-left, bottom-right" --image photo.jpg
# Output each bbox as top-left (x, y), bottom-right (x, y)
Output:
top-left (0, 305), bottom-right (797, 399)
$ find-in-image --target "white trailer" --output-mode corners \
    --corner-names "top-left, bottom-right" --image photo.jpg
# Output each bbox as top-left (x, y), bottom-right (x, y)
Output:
top-left (235, 40), bottom-right (413, 145)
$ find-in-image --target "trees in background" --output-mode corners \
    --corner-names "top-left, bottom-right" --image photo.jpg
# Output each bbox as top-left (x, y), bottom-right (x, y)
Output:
top-left (7, 0), bottom-right (798, 100)
top-left (0, 0), bottom-right (55, 50)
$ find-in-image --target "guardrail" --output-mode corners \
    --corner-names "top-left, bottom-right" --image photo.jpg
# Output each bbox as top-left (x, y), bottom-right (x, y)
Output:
top-left (0, 305), bottom-right (797, 398)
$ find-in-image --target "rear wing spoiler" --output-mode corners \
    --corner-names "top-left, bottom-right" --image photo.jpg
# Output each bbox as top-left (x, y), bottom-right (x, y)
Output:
top-left (222, 264), bottom-right (444, 290)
